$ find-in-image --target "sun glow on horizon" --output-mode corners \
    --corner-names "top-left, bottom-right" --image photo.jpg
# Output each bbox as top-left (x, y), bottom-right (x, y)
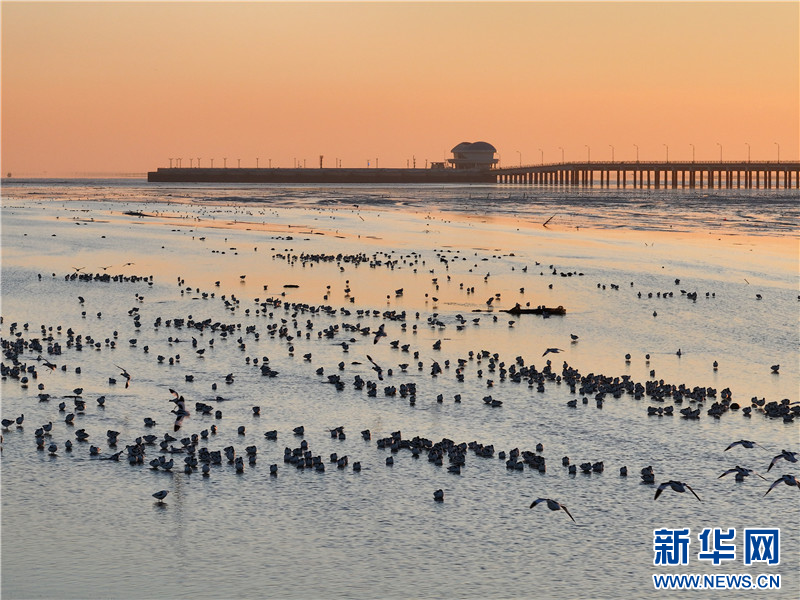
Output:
top-left (2, 1), bottom-right (797, 176)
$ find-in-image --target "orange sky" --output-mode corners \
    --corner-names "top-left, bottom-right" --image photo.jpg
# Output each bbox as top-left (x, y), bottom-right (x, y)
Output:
top-left (2, 1), bottom-right (797, 176)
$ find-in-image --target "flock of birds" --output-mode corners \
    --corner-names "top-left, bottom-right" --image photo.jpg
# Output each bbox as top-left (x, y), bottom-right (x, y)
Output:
top-left (2, 241), bottom-right (797, 525)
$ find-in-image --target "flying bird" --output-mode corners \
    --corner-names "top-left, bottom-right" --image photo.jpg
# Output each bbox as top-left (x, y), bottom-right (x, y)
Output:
top-left (724, 440), bottom-right (766, 452)
top-left (764, 474), bottom-right (800, 496)
top-left (718, 466), bottom-right (767, 481)
top-left (529, 498), bottom-right (576, 522)
top-left (654, 480), bottom-right (702, 501)
top-left (767, 450), bottom-right (798, 472)
top-left (542, 348), bottom-right (563, 357)
top-left (366, 355), bottom-right (383, 381)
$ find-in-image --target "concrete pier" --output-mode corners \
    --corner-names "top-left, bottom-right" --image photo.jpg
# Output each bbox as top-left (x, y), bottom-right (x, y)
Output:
top-left (147, 167), bottom-right (496, 184)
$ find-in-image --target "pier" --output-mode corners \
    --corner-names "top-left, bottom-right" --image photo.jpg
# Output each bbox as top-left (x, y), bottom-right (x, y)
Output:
top-left (493, 161), bottom-right (800, 189)
top-left (148, 161), bottom-right (798, 189)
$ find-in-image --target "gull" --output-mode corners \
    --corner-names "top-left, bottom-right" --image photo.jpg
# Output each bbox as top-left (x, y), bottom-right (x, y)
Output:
top-left (570, 334), bottom-right (579, 341)
top-left (764, 474), bottom-right (800, 496)
top-left (529, 498), bottom-right (575, 522)
top-left (718, 466), bottom-right (767, 481)
top-left (767, 450), bottom-right (798, 472)
top-left (366, 354), bottom-right (383, 381)
top-left (114, 365), bottom-right (131, 388)
top-left (654, 480), bottom-right (701, 501)
top-left (725, 440), bottom-right (766, 452)
top-left (152, 490), bottom-right (169, 504)
top-left (542, 348), bottom-right (563, 357)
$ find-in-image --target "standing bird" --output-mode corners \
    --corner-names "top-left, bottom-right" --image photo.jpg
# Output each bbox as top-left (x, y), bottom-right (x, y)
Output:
top-left (152, 490), bottom-right (169, 504)
top-left (654, 480), bottom-right (702, 501)
top-left (770, 364), bottom-right (780, 373)
top-left (764, 474), bottom-right (800, 496)
top-left (570, 334), bottom-right (579, 342)
top-left (767, 450), bottom-right (798, 472)
top-left (529, 498), bottom-right (576, 522)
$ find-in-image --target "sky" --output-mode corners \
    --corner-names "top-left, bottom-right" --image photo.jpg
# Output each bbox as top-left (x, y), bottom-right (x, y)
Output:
top-left (1, 1), bottom-right (798, 175)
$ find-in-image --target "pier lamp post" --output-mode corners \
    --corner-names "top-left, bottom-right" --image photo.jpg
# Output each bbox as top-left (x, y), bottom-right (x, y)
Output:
top-left (745, 143), bottom-right (750, 163)
top-left (689, 144), bottom-right (695, 163)
top-left (516, 150), bottom-right (521, 167)
top-left (238, 158), bottom-right (241, 168)
top-left (169, 158), bottom-right (173, 168)
top-left (190, 158), bottom-right (194, 168)
top-left (559, 147), bottom-right (564, 163)
top-left (197, 157), bottom-right (201, 168)
top-left (774, 142), bottom-right (780, 163)
top-left (585, 145), bottom-right (590, 162)
top-left (539, 148), bottom-right (543, 165)
top-left (223, 157), bottom-right (227, 168)
top-left (211, 158), bottom-right (214, 168)
top-left (609, 145), bottom-right (615, 162)
top-left (633, 144), bottom-right (639, 163)
top-left (256, 158), bottom-right (259, 168)
top-left (663, 144), bottom-right (669, 162)
top-left (717, 142), bottom-right (722, 163)
top-left (269, 159), bottom-right (272, 168)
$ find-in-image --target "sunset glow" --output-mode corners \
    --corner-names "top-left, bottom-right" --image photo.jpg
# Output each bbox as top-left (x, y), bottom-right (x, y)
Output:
top-left (2, 1), bottom-right (797, 176)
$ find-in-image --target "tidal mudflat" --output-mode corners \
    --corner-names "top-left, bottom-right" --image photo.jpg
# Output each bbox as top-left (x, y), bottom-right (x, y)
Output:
top-left (1, 181), bottom-right (797, 599)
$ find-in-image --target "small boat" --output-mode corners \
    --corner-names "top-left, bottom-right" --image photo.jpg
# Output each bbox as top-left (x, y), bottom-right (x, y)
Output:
top-left (502, 304), bottom-right (566, 316)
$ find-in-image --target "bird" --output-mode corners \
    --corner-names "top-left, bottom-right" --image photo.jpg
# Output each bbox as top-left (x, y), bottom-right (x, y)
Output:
top-left (767, 450), bottom-right (798, 472)
top-left (764, 474), bottom-right (800, 496)
top-left (366, 354), bottom-right (384, 381)
top-left (542, 348), bottom-right (563, 357)
top-left (725, 440), bottom-right (766, 452)
top-left (654, 480), bottom-right (701, 501)
top-left (152, 490), bottom-right (169, 504)
top-left (114, 365), bottom-right (131, 388)
top-left (718, 466), bottom-right (767, 481)
top-left (570, 334), bottom-right (579, 341)
top-left (529, 498), bottom-right (575, 522)
top-left (1, 419), bottom-right (14, 430)
top-left (770, 364), bottom-right (779, 373)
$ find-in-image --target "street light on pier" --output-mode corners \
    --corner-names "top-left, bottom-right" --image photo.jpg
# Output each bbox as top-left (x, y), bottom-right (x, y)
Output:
top-left (745, 143), bottom-right (750, 163)
top-left (197, 157), bottom-right (201, 168)
top-left (663, 144), bottom-right (669, 162)
top-left (609, 145), bottom-right (614, 162)
top-left (689, 144), bottom-right (695, 163)
top-left (269, 158), bottom-right (272, 168)
top-left (539, 148), bottom-right (543, 165)
top-left (585, 145), bottom-right (590, 162)
top-left (716, 142), bottom-right (722, 163)
top-left (633, 144), bottom-right (639, 163)
top-left (237, 158), bottom-right (241, 168)
top-left (223, 157), bottom-right (227, 168)
top-left (210, 158), bottom-right (214, 168)
top-left (774, 142), bottom-right (780, 163)
top-left (189, 158), bottom-right (194, 168)
top-left (559, 147), bottom-right (564, 163)
top-left (256, 157), bottom-right (259, 168)
top-left (516, 150), bottom-right (521, 167)
top-left (168, 158), bottom-right (173, 168)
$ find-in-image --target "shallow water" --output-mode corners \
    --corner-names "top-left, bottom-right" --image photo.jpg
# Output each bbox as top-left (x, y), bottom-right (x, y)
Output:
top-left (1, 181), bottom-right (798, 599)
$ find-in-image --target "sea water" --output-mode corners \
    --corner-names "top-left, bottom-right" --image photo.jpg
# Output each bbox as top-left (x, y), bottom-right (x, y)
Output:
top-left (1, 180), bottom-right (798, 599)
